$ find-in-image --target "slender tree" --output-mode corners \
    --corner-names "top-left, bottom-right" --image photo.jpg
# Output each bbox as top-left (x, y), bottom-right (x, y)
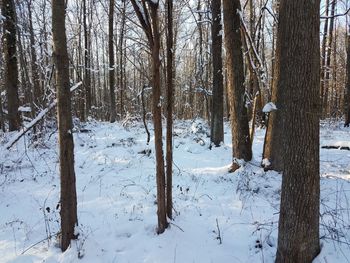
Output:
top-left (345, 23), bottom-right (350, 127)
top-left (166, 0), bottom-right (174, 220)
top-left (109, 0), bottom-right (116, 123)
top-left (223, 0), bottom-right (252, 169)
top-left (118, 0), bottom-right (126, 119)
top-left (83, 0), bottom-right (91, 118)
top-left (131, 0), bottom-right (167, 233)
top-left (262, 0), bottom-right (285, 172)
top-left (322, 0), bottom-right (337, 116)
top-left (27, 0), bottom-right (42, 113)
top-left (52, 0), bottom-right (78, 251)
top-left (321, 0), bottom-right (330, 109)
top-left (275, 0), bottom-right (320, 261)
top-left (2, 0), bottom-right (20, 131)
top-left (210, 0), bottom-right (224, 147)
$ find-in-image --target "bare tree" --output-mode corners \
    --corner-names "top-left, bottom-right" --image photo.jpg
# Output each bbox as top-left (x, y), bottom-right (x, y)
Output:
top-left (165, 0), bottom-right (174, 220)
top-left (52, 0), bottom-right (78, 252)
top-left (109, 0), bottom-right (116, 123)
top-left (223, 0), bottom-right (252, 169)
top-left (322, 0), bottom-right (337, 116)
top-left (345, 23), bottom-right (350, 127)
top-left (2, 0), bottom-right (21, 131)
top-left (210, 0), bottom-right (224, 147)
top-left (26, 0), bottom-right (42, 113)
top-left (131, 0), bottom-right (167, 233)
top-left (83, 0), bottom-right (91, 119)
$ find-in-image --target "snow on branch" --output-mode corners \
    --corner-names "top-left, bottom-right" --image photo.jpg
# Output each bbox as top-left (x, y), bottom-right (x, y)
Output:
top-left (4, 82), bottom-right (83, 150)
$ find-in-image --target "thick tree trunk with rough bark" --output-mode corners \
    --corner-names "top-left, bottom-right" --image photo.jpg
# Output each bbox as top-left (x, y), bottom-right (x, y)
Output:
top-left (223, 0), bottom-right (252, 165)
top-left (2, 0), bottom-right (20, 131)
top-left (210, 0), bottom-right (224, 147)
top-left (52, 0), bottom-right (78, 252)
top-left (109, 0), bottom-right (116, 123)
top-left (275, 0), bottom-right (320, 262)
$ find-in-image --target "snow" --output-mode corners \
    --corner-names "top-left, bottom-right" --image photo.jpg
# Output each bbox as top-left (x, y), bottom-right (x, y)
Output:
top-left (0, 119), bottom-right (349, 262)
top-left (262, 102), bottom-right (277, 113)
top-left (18, 106), bottom-right (32, 113)
top-left (262, 158), bottom-right (271, 167)
top-left (4, 82), bottom-right (82, 150)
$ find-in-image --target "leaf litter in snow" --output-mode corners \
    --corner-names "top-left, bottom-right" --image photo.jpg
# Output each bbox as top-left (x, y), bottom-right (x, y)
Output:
top-left (0, 119), bottom-right (349, 262)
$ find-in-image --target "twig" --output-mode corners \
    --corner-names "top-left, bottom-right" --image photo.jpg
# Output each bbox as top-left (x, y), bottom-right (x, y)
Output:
top-left (170, 222), bottom-right (184, 232)
top-left (21, 232), bottom-right (59, 255)
top-left (321, 7), bottom-right (350, 19)
top-left (216, 218), bottom-right (222, 244)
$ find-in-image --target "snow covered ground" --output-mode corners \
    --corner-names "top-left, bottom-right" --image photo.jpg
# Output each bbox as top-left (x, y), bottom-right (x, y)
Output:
top-left (0, 119), bottom-right (349, 263)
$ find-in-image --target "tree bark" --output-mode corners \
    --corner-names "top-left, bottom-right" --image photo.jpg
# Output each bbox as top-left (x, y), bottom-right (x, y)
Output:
top-left (262, 0), bottom-right (285, 172)
top-left (166, 0), bottom-right (174, 220)
top-left (118, 1), bottom-right (126, 119)
top-left (83, 0), bottom-right (91, 118)
top-left (52, 0), bottom-right (78, 252)
top-left (130, 0), bottom-right (167, 233)
top-left (109, 0), bottom-right (116, 123)
top-left (27, 0), bottom-right (42, 112)
top-left (320, 0), bottom-right (329, 112)
top-left (2, 0), bottom-right (21, 131)
top-left (210, 0), bottom-right (224, 147)
top-left (149, 1), bottom-right (167, 233)
top-left (275, 0), bottom-right (320, 262)
top-left (345, 24), bottom-right (350, 127)
top-left (223, 0), bottom-right (252, 164)
top-left (322, 0), bottom-right (336, 116)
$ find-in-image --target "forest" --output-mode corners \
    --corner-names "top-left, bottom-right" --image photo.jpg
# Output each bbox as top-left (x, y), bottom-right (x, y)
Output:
top-left (1, 0), bottom-right (350, 262)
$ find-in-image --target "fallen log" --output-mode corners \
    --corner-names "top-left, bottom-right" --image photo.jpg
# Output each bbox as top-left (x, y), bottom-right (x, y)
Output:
top-left (4, 82), bottom-right (82, 150)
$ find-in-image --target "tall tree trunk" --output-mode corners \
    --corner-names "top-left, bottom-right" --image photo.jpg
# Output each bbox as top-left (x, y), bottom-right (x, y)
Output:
top-left (321, 0), bottom-right (330, 110)
top-left (270, 0), bottom-right (279, 100)
top-left (83, 0), bottom-right (91, 118)
top-left (331, 21), bottom-right (337, 117)
top-left (149, 2), bottom-right (167, 233)
top-left (210, 0), bottom-right (224, 147)
top-left (118, 1), bottom-right (126, 119)
top-left (262, 0), bottom-right (284, 172)
top-left (52, 0), bottom-right (78, 252)
top-left (166, 0), bottom-right (174, 219)
top-left (109, 0), bottom-right (116, 123)
top-left (275, 0), bottom-right (320, 262)
top-left (2, 0), bottom-right (21, 131)
top-left (323, 0), bottom-right (336, 116)
top-left (27, 0), bottom-right (42, 112)
top-left (223, 0), bottom-right (252, 166)
top-left (166, 0), bottom-right (174, 220)
top-left (131, 0), bottom-right (167, 234)
top-left (345, 24), bottom-right (350, 127)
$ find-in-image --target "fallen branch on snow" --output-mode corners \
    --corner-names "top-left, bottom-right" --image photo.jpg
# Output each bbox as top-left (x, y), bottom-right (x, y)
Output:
top-left (4, 82), bottom-right (82, 150)
top-left (321, 146), bottom-right (350, 151)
